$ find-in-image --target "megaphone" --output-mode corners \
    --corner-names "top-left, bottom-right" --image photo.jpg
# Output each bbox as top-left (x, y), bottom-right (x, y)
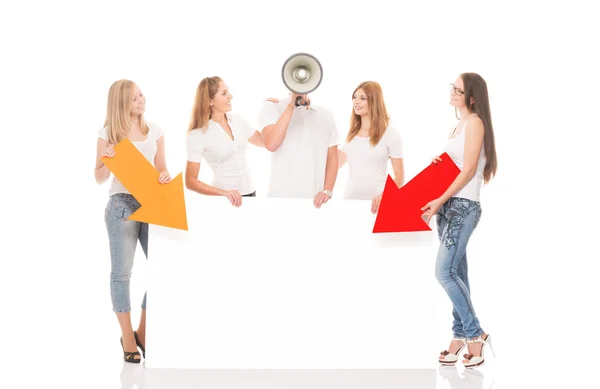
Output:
top-left (281, 53), bottom-right (323, 106)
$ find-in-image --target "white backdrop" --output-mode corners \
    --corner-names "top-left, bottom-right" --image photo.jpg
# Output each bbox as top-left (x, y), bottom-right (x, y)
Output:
top-left (1, 0), bottom-right (599, 387)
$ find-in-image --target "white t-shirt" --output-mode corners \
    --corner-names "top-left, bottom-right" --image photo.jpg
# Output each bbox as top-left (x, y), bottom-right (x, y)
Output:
top-left (340, 125), bottom-right (404, 200)
top-left (444, 114), bottom-right (486, 202)
top-left (186, 113), bottom-right (257, 195)
top-left (98, 121), bottom-right (163, 197)
top-left (258, 96), bottom-right (340, 198)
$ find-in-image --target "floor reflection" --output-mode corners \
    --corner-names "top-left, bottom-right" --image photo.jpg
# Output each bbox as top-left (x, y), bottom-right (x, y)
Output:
top-left (120, 362), bottom-right (146, 389)
top-left (120, 363), bottom-right (438, 389)
top-left (438, 366), bottom-right (495, 389)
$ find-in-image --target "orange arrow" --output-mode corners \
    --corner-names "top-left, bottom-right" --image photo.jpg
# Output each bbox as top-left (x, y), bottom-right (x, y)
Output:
top-left (101, 139), bottom-right (188, 230)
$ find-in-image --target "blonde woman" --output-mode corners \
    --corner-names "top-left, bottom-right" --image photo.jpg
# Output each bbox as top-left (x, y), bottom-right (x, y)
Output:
top-left (338, 81), bottom-right (404, 214)
top-left (185, 76), bottom-right (265, 206)
top-left (94, 80), bottom-right (171, 363)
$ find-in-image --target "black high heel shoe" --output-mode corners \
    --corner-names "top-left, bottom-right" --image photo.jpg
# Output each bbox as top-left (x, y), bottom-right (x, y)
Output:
top-left (134, 331), bottom-right (146, 359)
top-left (120, 337), bottom-right (141, 363)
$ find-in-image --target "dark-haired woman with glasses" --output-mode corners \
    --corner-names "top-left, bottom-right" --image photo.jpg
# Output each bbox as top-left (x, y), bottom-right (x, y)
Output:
top-left (421, 73), bottom-right (498, 369)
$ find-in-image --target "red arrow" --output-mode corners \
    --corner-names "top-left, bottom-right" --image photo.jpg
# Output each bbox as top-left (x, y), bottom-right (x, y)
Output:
top-left (372, 152), bottom-right (460, 233)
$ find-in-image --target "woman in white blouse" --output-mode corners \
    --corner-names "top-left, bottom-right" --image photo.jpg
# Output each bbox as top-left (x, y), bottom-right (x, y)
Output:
top-left (185, 76), bottom-right (265, 206)
top-left (338, 81), bottom-right (405, 213)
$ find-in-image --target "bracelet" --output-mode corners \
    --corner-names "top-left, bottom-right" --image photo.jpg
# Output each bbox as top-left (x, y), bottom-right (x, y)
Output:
top-left (322, 190), bottom-right (332, 198)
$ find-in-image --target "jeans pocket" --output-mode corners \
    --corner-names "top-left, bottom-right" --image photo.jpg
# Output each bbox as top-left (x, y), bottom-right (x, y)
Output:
top-left (106, 199), bottom-right (134, 221)
top-left (119, 202), bottom-right (141, 221)
top-left (105, 206), bottom-right (126, 222)
top-left (473, 205), bottom-right (482, 228)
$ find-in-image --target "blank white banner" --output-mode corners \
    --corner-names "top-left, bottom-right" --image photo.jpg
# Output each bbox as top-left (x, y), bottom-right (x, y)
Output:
top-left (145, 193), bottom-right (441, 369)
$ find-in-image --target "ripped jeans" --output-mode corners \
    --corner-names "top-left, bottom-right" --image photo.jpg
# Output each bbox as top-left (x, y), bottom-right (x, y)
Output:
top-left (435, 197), bottom-right (483, 340)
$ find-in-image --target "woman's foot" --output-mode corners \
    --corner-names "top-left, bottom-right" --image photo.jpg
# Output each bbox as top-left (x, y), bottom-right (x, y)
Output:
top-left (120, 335), bottom-right (141, 363)
top-left (439, 338), bottom-right (467, 365)
top-left (134, 330), bottom-right (146, 358)
top-left (462, 333), bottom-right (493, 368)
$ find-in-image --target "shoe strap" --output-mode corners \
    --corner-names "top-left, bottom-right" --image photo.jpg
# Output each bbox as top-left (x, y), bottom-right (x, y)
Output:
top-left (467, 335), bottom-right (488, 344)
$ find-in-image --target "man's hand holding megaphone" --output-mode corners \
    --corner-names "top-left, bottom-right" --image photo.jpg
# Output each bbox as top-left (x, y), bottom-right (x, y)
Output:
top-left (291, 92), bottom-right (310, 108)
top-left (265, 93), bottom-right (310, 109)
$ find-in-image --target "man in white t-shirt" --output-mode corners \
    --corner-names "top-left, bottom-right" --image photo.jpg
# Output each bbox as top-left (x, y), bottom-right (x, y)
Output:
top-left (259, 93), bottom-right (339, 208)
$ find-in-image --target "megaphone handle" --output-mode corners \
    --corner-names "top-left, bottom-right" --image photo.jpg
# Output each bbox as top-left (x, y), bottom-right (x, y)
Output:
top-left (295, 96), bottom-right (303, 107)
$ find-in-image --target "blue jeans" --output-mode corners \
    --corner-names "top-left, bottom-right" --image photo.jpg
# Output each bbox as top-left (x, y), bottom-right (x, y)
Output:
top-left (104, 193), bottom-right (148, 313)
top-left (435, 197), bottom-right (483, 339)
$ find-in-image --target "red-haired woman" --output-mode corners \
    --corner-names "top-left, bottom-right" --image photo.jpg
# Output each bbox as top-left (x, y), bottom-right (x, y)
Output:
top-left (337, 81), bottom-right (405, 214)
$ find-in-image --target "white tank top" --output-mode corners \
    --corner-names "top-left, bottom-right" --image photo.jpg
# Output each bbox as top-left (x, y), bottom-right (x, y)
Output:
top-left (98, 122), bottom-right (163, 197)
top-left (443, 114), bottom-right (486, 202)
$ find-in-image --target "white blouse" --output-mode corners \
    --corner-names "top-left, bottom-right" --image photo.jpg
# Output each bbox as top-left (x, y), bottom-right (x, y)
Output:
top-left (187, 113), bottom-right (257, 195)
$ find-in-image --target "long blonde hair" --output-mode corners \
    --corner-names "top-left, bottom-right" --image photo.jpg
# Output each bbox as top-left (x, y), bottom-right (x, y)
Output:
top-left (103, 79), bottom-right (149, 145)
top-left (188, 76), bottom-right (222, 132)
top-left (347, 81), bottom-right (390, 147)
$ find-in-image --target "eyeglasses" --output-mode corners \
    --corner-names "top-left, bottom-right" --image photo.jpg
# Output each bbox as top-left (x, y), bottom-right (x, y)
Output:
top-left (449, 83), bottom-right (465, 96)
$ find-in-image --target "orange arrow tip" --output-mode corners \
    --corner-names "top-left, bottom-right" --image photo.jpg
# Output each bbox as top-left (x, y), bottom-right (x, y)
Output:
top-left (127, 173), bottom-right (188, 231)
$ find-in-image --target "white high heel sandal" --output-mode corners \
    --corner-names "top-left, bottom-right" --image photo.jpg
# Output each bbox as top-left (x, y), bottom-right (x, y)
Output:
top-left (439, 338), bottom-right (467, 366)
top-left (463, 334), bottom-right (495, 368)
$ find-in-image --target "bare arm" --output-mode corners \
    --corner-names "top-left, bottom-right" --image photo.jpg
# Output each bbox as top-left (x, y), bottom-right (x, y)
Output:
top-left (438, 117), bottom-right (484, 202)
top-left (185, 161), bottom-right (226, 196)
top-left (337, 149), bottom-right (347, 170)
top-left (154, 135), bottom-right (170, 175)
top-left (261, 102), bottom-right (295, 151)
top-left (323, 145), bottom-right (338, 192)
top-left (390, 157), bottom-right (404, 188)
top-left (370, 155), bottom-right (406, 214)
top-left (94, 138), bottom-right (111, 184)
top-left (248, 130), bottom-right (265, 148)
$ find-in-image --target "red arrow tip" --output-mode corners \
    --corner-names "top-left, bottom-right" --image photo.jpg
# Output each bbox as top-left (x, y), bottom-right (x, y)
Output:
top-left (372, 155), bottom-right (460, 233)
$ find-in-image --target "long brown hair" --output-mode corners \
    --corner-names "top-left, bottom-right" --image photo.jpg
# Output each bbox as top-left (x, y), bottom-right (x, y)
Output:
top-left (188, 76), bottom-right (222, 132)
top-left (103, 79), bottom-right (149, 145)
top-left (346, 81), bottom-right (390, 147)
top-left (460, 72), bottom-right (498, 184)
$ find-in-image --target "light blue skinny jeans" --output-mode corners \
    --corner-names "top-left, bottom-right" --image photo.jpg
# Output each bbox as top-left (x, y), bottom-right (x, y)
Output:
top-left (104, 193), bottom-right (148, 313)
